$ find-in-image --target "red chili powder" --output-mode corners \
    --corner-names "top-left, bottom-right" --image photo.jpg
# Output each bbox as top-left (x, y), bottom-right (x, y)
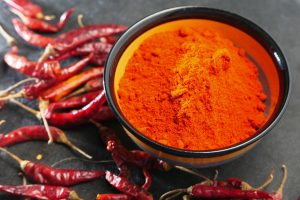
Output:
top-left (118, 27), bottom-right (266, 150)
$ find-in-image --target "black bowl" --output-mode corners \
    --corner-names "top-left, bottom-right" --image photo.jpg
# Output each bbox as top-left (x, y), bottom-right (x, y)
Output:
top-left (104, 7), bottom-right (290, 167)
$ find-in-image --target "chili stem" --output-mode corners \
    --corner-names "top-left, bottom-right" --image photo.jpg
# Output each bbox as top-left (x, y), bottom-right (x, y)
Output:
top-left (0, 120), bottom-right (6, 126)
top-left (39, 101), bottom-right (53, 144)
top-left (276, 165), bottom-right (287, 195)
top-left (174, 165), bottom-right (211, 182)
top-left (159, 189), bottom-right (186, 200)
top-left (38, 44), bottom-right (56, 63)
top-left (9, 98), bottom-right (39, 116)
top-left (9, 8), bottom-right (27, 22)
top-left (77, 14), bottom-right (84, 27)
top-left (182, 195), bottom-right (190, 200)
top-left (0, 24), bottom-right (16, 46)
top-left (0, 147), bottom-right (23, 163)
top-left (213, 169), bottom-right (219, 181)
top-left (256, 168), bottom-right (274, 190)
top-left (0, 91), bottom-right (24, 101)
top-left (0, 78), bottom-right (37, 97)
top-left (44, 15), bottom-right (56, 21)
top-left (65, 142), bottom-right (92, 159)
top-left (50, 157), bottom-right (114, 167)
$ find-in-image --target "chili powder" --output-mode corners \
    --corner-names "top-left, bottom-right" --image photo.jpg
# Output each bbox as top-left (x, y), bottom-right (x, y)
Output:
top-left (118, 27), bottom-right (266, 150)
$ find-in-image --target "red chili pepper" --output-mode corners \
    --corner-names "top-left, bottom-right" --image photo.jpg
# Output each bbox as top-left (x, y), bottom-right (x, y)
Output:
top-left (94, 123), bottom-right (171, 172)
top-left (4, 0), bottom-right (44, 19)
top-left (52, 42), bottom-right (112, 62)
top-left (47, 91), bottom-right (100, 111)
top-left (100, 36), bottom-right (118, 44)
top-left (41, 67), bottom-right (104, 101)
top-left (91, 106), bottom-right (116, 122)
top-left (12, 18), bottom-right (55, 48)
top-left (189, 184), bottom-right (272, 199)
top-left (159, 184), bottom-right (272, 200)
top-left (24, 54), bottom-right (93, 99)
top-left (67, 77), bottom-right (103, 97)
top-left (53, 24), bottom-right (127, 53)
top-left (45, 90), bottom-right (106, 127)
top-left (105, 171), bottom-right (153, 200)
top-left (0, 147), bottom-right (104, 186)
top-left (0, 184), bottom-right (82, 200)
top-left (96, 194), bottom-right (133, 200)
top-left (89, 54), bottom-right (108, 66)
top-left (12, 8), bottom-right (74, 33)
top-left (12, 18), bottom-right (126, 51)
top-left (4, 46), bottom-right (61, 79)
top-left (0, 125), bottom-right (91, 159)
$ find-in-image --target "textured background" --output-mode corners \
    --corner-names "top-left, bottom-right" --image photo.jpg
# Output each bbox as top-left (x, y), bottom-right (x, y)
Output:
top-left (0, 0), bottom-right (299, 199)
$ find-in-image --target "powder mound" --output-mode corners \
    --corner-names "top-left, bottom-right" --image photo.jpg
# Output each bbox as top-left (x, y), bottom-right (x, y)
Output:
top-left (118, 27), bottom-right (266, 150)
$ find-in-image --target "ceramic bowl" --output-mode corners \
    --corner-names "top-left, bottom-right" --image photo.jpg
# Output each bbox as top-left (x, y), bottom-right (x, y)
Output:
top-left (104, 7), bottom-right (290, 167)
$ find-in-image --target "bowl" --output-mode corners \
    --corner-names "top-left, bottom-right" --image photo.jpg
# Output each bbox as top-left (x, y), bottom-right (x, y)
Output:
top-left (104, 7), bottom-right (290, 167)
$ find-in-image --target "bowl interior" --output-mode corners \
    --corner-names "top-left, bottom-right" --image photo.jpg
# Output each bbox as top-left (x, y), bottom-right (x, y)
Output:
top-left (107, 16), bottom-right (289, 154)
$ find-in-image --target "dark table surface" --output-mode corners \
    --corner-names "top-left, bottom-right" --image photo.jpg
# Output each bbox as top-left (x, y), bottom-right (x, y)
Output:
top-left (0, 0), bottom-right (299, 199)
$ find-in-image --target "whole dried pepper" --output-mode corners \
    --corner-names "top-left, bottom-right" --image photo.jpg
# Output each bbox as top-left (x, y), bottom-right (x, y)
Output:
top-left (4, 46), bottom-right (61, 79)
top-left (11, 8), bottom-right (74, 33)
top-left (4, 0), bottom-right (47, 19)
top-left (0, 147), bottom-right (104, 186)
top-left (0, 125), bottom-right (92, 159)
top-left (53, 41), bottom-right (113, 61)
top-left (44, 90), bottom-right (106, 127)
top-left (12, 18), bottom-right (55, 48)
top-left (41, 67), bottom-right (104, 102)
top-left (24, 53), bottom-right (93, 99)
top-left (105, 171), bottom-right (153, 200)
top-left (0, 53), bottom-right (93, 100)
top-left (12, 18), bottom-right (126, 51)
top-left (67, 77), bottom-right (103, 97)
top-left (0, 184), bottom-right (82, 200)
top-left (159, 165), bottom-right (287, 200)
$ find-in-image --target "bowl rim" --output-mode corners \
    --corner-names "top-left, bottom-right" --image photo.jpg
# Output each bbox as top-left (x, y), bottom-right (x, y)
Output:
top-left (104, 6), bottom-right (291, 158)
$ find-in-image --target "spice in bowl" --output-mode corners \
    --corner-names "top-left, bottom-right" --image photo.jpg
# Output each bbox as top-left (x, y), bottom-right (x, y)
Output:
top-left (117, 26), bottom-right (267, 151)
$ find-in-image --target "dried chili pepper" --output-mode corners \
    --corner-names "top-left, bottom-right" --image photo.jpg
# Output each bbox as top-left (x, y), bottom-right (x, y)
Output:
top-left (0, 147), bottom-right (104, 186)
top-left (52, 24), bottom-right (127, 53)
top-left (4, 0), bottom-right (45, 19)
top-left (105, 171), bottom-right (153, 200)
top-left (4, 46), bottom-right (61, 79)
top-left (96, 194), bottom-right (133, 200)
top-left (45, 90), bottom-right (106, 127)
top-left (41, 67), bottom-right (104, 101)
top-left (67, 77), bottom-right (103, 97)
top-left (47, 91), bottom-right (99, 111)
top-left (0, 125), bottom-right (92, 159)
top-left (0, 184), bottom-right (82, 200)
top-left (13, 18), bottom-right (126, 51)
top-left (24, 54), bottom-right (93, 99)
top-left (93, 122), bottom-right (171, 172)
top-left (159, 165), bottom-right (287, 200)
top-left (54, 41), bottom-right (113, 61)
top-left (91, 106), bottom-right (116, 122)
top-left (11, 8), bottom-right (74, 33)
top-left (12, 19), bottom-right (55, 48)
top-left (89, 54), bottom-right (107, 66)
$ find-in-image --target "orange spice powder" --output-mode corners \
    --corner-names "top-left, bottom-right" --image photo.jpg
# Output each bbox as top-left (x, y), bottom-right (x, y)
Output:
top-left (118, 26), bottom-right (266, 150)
